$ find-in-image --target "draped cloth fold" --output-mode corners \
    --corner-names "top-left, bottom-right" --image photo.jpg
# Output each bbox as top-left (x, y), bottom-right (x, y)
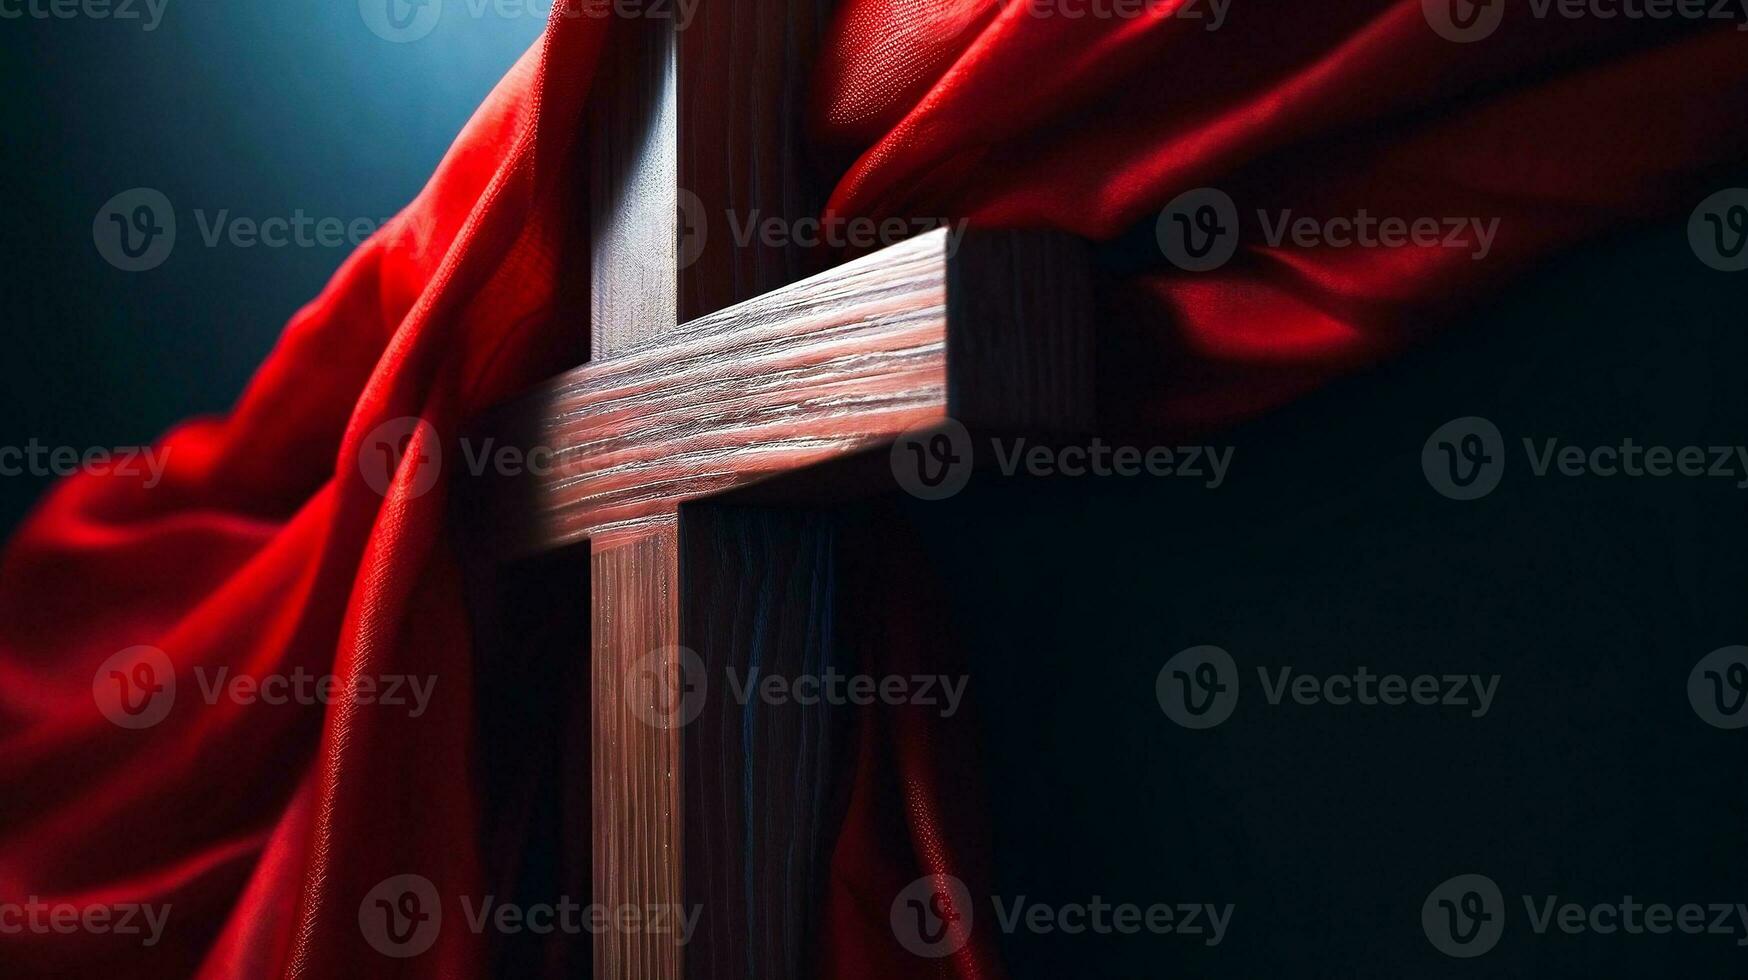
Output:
top-left (1, 2), bottom-right (1742, 975)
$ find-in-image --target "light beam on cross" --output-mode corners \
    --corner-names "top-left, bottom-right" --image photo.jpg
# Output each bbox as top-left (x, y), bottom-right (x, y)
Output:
top-left (469, 10), bottom-right (1093, 977)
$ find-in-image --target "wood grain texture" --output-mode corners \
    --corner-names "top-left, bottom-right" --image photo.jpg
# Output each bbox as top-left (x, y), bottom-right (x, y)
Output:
top-left (549, 8), bottom-right (1084, 977)
top-left (463, 226), bottom-right (1093, 977)
top-left (592, 530), bottom-right (683, 980)
top-left (474, 228), bottom-right (1095, 557)
top-left (481, 229), bottom-right (950, 555)
top-left (947, 229), bottom-right (1097, 431)
top-left (590, 15), bottom-right (679, 357)
top-left (677, 0), bottom-right (837, 322)
top-left (679, 505), bottom-right (850, 980)
top-left (585, 20), bottom-right (686, 978)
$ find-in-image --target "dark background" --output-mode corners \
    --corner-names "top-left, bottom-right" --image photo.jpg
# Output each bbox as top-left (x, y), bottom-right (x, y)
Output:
top-left (914, 221), bottom-right (1748, 976)
top-left (0, 0), bottom-right (545, 537)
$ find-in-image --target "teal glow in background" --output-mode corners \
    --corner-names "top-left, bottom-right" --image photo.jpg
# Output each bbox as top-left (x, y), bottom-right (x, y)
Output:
top-left (0, 0), bottom-right (548, 533)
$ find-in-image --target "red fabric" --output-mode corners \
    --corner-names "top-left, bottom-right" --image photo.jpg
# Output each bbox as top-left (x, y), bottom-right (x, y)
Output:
top-left (815, 0), bottom-right (1748, 430)
top-left (1, 2), bottom-right (1743, 976)
top-left (0, 18), bottom-right (609, 977)
top-left (816, 3), bottom-right (1748, 976)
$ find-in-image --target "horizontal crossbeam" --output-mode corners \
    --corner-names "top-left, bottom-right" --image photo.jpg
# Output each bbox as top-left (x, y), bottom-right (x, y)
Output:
top-left (471, 228), bottom-right (1095, 556)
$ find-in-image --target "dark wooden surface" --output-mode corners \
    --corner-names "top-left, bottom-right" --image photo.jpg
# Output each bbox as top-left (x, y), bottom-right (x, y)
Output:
top-left (583, 16), bottom-right (687, 976)
top-left (678, 0), bottom-right (838, 322)
top-left (591, 531), bottom-right (682, 980)
top-left (475, 228), bottom-right (1095, 557)
top-left (679, 505), bottom-right (851, 979)
top-left (466, 225), bottom-right (1093, 978)
top-left (484, 8), bottom-right (1094, 976)
top-left (588, 14), bottom-right (677, 359)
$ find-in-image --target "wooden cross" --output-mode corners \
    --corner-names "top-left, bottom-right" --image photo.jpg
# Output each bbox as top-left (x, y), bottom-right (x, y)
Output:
top-left (466, 8), bottom-right (1094, 976)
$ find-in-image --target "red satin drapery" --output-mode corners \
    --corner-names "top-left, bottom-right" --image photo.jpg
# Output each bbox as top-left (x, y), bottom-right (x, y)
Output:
top-left (2, 2), bottom-right (1744, 975)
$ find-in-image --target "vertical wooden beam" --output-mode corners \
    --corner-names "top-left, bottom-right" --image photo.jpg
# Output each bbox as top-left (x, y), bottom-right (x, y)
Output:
top-left (579, 7), bottom-right (1091, 977)
top-left (947, 231), bottom-right (1097, 432)
top-left (677, 0), bottom-right (836, 322)
top-left (587, 7), bottom-right (840, 973)
top-left (586, 14), bottom-right (683, 980)
top-left (680, 505), bottom-right (849, 979)
top-left (592, 530), bottom-right (682, 980)
top-left (590, 15), bottom-right (678, 358)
